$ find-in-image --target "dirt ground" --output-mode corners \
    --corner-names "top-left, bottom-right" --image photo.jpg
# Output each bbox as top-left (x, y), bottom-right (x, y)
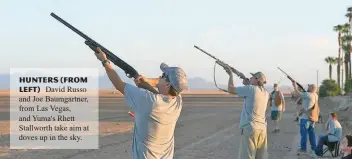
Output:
top-left (0, 94), bottom-right (347, 159)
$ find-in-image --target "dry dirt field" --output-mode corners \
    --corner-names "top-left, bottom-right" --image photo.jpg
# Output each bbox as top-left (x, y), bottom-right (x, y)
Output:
top-left (0, 90), bottom-right (345, 159)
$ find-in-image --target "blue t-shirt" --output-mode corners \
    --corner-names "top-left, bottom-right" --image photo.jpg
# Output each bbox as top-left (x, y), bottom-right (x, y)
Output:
top-left (327, 119), bottom-right (342, 142)
top-left (124, 83), bottom-right (182, 159)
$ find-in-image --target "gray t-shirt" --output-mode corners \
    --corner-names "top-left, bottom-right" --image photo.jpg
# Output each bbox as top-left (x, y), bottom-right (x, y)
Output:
top-left (236, 85), bottom-right (269, 131)
top-left (124, 83), bottom-right (182, 159)
top-left (327, 119), bottom-right (342, 142)
top-left (300, 92), bottom-right (318, 119)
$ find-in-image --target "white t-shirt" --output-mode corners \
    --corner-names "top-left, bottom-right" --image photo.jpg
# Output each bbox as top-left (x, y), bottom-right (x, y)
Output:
top-left (124, 83), bottom-right (182, 159)
top-left (236, 85), bottom-right (269, 131)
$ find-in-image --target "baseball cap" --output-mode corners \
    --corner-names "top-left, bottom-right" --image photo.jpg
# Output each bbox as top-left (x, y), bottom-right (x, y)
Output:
top-left (160, 63), bottom-right (188, 93)
top-left (308, 84), bottom-right (317, 89)
top-left (250, 72), bottom-right (267, 84)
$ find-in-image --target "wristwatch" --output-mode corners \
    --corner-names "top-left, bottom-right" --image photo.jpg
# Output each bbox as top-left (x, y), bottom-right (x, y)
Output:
top-left (102, 59), bottom-right (110, 67)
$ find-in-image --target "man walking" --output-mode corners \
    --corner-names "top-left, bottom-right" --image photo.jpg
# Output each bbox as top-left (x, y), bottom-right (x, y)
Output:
top-left (224, 66), bottom-right (269, 159)
top-left (269, 83), bottom-right (285, 133)
top-left (292, 82), bottom-right (320, 155)
top-left (93, 47), bottom-right (188, 159)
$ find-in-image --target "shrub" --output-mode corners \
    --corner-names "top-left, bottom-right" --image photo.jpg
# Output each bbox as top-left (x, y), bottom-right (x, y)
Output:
top-left (344, 79), bottom-right (352, 93)
top-left (319, 79), bottom-right (340, 97)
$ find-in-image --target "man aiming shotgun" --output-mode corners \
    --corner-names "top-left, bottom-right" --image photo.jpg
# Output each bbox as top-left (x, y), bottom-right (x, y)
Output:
top-left (194, 45), bottom-right (269, 159)
top-left (93, 47), bottom-right (188, 159)
top-left (51, 13), bottom-right (188, 159)
top-left (278, 67), bottom-right (320, 155)
top-left (225, 66), bottom-right (269, 159)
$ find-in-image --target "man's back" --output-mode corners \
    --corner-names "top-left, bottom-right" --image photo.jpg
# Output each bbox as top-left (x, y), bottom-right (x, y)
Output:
top-left (124, 83), bottom-right (182, 159)
top-left (328, 119), bottom-right (342, 142)
top-left (236, 85), bottom-right (269, 130)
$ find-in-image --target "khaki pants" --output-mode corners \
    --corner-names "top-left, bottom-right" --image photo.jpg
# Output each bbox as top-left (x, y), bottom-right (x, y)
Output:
top-left (238, 128), bottom-right (268, 159)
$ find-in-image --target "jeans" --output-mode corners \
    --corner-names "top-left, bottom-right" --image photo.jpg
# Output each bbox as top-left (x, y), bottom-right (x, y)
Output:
top-left (314, 134), bottom-right (328, 156)
top-left (300, 118), bottom-right (317, 151)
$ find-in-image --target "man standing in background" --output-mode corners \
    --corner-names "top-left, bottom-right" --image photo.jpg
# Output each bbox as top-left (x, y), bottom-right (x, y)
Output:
top-left (269, 83), bottom-right (285, 133)
top-left (292, 82), bottom-right (320, 155)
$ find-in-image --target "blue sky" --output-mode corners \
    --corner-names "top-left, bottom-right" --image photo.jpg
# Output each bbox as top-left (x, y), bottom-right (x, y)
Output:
top-left (1, 0), bottom-right (351, 86)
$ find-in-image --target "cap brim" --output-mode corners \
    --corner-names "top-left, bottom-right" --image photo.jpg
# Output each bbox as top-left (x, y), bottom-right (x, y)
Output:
top-left (160, 62), bottom-right (169, 73)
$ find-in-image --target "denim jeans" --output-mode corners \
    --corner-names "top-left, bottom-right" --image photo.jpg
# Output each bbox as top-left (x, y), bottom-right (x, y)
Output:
top-left (300, 118), bottom-right (317, 151)
top-left (314, 134), bottom-right (328, 156)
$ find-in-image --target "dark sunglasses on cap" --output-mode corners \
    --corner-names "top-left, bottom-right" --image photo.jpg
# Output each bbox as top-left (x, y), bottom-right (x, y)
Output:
top-left (160, 73), bottom-right (170, 81)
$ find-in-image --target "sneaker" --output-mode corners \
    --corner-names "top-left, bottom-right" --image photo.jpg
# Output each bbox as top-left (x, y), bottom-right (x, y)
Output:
top-left (297, 149), bottom-right (307, 155)
top-left (294, 117), bottom-right (298, 122)
top-left (311, 151), bottom-right (318, 158)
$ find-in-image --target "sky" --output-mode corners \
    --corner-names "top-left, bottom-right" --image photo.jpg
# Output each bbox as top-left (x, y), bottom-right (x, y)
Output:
top-left (0, 0), bottom-right (351, 87)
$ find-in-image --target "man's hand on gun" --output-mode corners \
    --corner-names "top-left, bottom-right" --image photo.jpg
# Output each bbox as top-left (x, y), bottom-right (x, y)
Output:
top-left (94, 47), bottom-right (108, 61)
top-left (134, 75), bottom-right (150, 87)
top-left (292, 81), bottom-right (297, 88)
top-left (223, 64), bottom-right (233, 76)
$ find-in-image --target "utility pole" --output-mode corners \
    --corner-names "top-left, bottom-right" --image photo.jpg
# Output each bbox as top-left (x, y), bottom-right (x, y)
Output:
top-left (316, 70), bottom-right (319, 93)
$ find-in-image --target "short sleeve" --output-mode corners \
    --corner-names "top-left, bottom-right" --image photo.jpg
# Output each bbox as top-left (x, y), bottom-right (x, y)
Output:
top-left (301, 92), bottom-right (309, 110)
top-left (328, 121), bottom-right (335, 135)
top-left (279, 91), bottom-right (284, 99)
top-left (300, 92), bottom-right (306, 98)
top-left (123, 83), bottom-right (157, 114)
top-left (235, 86), bottom-right (251, 97)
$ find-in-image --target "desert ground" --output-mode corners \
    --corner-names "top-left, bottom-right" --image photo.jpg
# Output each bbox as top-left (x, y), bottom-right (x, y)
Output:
top-left (0, 91), bottom-right (348, 159)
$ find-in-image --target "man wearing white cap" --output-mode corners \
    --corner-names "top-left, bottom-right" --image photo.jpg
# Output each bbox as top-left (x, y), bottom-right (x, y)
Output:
top-left (93, 47), bottom-right (188, 159)
top-left (292, 82), bottom-right (320, 155)
top-left (269, 83), bottom-right (285, 133)
top-left (223, 66), bottom-right (269, 159)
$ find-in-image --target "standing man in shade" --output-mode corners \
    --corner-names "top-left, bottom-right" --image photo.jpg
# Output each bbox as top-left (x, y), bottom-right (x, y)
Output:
top-left (269, 83), bottom-right (285, 133)
top-left (92, 47), bottom-right (188, 159)
top-left (223, 66), bottom-right (269, 159)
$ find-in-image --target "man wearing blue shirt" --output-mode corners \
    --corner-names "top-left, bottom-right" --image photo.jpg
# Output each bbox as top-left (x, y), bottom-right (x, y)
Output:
top-left (314, 112), bottom-right (342, 157)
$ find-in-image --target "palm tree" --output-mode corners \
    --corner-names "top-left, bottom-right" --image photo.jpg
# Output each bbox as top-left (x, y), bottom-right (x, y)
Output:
top-left (342, 36), bottom-right (352, 80)
top-left (325, 56), bottom-right (337, 79)
top-left (346, 7), bottom-right (352, 79)
top-left (333, 24), bottom-right (344, 89)
top-left (341, 24), bottom-right (351, 81)
top-left (335, 57), bottom-right (342, 81)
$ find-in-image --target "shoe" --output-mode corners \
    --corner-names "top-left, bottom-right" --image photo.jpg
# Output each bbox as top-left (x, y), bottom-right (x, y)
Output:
top-left (272, 129), bottom-right (280, 133)
top-left (297, 149), bottom-right (307, 155)
top-left (311, 151), bottom-right (318, 158)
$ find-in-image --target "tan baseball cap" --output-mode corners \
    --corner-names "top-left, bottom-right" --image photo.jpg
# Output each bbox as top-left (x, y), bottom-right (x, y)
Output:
top-left (250, 72), bottom-right (267, 84)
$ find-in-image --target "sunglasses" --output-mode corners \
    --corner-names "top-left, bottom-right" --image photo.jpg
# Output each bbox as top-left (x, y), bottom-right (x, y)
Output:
top-left (160, 73), bottom-right (170, 81)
